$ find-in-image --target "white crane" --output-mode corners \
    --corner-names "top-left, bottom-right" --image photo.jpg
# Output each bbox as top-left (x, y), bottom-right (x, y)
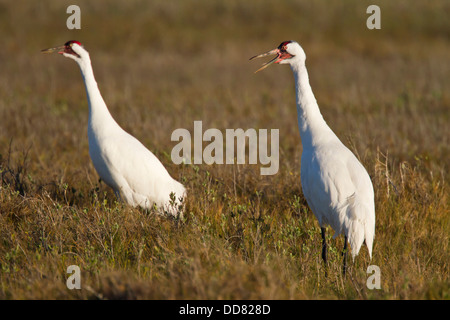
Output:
top-left (251, 41), bottom-right (375, 274)
top-left (42, 40), bottom-right (186, 216)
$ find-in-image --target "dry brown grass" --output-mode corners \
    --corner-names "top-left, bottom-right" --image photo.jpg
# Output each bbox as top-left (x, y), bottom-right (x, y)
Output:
top-left (0, 0), bottom-right (448, 299)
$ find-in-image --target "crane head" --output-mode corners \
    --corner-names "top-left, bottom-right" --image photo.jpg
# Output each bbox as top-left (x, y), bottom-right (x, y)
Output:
top-left (250, 40), bottom-right (305, 73)
top-left (41, 40), bottom-right (84, 59)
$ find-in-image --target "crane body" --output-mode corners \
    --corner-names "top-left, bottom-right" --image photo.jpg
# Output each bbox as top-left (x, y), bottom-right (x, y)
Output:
top-left (251, 41), bottom-right (375, 274)
top-left (43, 41), bottom-right (186, 216)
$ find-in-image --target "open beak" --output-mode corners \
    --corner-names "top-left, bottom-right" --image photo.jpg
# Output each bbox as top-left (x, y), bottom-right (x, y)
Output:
top-left (41, 45), bottom-right (66, 54)
top-left (249, 48), bottom-right (279, 73)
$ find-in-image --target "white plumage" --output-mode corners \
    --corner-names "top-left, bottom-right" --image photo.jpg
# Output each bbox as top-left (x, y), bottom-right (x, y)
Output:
top-left (251, 41), bottom-right (375, 273)
top-left (42, 41), bottom-right (186, 216)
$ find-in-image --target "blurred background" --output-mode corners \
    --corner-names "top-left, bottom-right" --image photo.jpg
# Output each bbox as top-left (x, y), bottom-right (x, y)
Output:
top-left (1, 1), bottom-right (448, 172)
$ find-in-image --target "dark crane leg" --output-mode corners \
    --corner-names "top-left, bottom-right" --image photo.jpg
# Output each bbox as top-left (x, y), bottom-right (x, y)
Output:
top-left (342, 236), bottom-right (348, 276)
top-left (321, 227), bottom-right (328, 276)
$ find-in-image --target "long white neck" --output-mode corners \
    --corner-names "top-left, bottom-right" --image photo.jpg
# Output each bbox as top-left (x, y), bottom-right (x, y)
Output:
top-left (75, 56), bottom-right (119, 135)
top-left (291, 62), bottom-right (337, 149)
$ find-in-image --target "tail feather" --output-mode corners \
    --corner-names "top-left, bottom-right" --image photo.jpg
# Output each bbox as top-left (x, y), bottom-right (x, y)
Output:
top-left (345, 200), bottom-right (375, 260)
top-left (348, 219), bottom-right (365, 260)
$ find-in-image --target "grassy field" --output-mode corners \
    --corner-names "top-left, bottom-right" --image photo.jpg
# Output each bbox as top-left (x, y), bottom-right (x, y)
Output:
top-left (0, 0), bottom-right (448, 299)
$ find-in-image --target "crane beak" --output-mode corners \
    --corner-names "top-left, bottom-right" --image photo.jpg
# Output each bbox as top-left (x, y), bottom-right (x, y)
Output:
top-left (249, 49), bottom-right (279, 73)
top-left (41, 43), bottom-right (81, 58)
top-left (41, 45), bottom-right (66, 54)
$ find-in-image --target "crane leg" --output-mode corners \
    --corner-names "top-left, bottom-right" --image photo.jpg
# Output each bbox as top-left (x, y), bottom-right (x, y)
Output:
top-left (321, 227), bottom-right (328, 276)
top-left (321, 227), bottom-right (327, 264)
top-left (342, 236), bottom-right (348, 276)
